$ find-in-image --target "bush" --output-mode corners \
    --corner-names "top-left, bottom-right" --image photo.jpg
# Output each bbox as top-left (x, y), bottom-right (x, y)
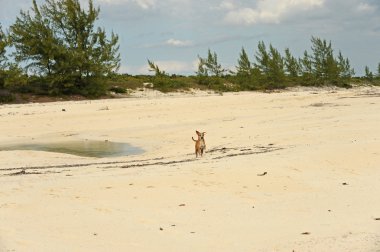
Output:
top-left (109, 86), bottom-right (127, 94)
top-left (0, 89), bottom-right (14, 103)
top-left (78, 78), bottom-right (107, 98)
top-left (153, 77), bottom-right (189, 93)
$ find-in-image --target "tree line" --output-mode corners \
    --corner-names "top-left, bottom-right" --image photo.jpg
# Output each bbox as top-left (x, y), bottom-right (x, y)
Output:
top-left (0, 0), bottom-right (379, 101)
top-left (148, 37), bottom-right (380, 92)
top-left (192, 37), bottom-right (378, 90)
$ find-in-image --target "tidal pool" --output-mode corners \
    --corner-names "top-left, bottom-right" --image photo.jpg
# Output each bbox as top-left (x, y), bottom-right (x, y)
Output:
top-left (0, 140), bottom-right (144, 158)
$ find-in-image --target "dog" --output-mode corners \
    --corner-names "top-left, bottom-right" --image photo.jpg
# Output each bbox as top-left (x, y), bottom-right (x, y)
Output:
top-left (192, 130), bottom-right (206, 157)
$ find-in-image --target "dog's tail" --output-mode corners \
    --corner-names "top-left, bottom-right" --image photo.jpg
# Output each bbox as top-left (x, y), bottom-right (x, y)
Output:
top-left (192, 137), bottom-right (197, 142)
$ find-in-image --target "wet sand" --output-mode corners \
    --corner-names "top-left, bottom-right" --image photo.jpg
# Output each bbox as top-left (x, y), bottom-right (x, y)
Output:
top-left (0, 87), bottom-right (379, 251)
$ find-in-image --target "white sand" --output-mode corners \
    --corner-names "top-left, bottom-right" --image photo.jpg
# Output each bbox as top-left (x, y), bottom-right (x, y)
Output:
top-left (0, 87), bottom-right (379, 251)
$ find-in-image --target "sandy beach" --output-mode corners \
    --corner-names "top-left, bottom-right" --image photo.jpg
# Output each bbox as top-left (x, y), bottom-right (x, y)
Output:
top-left (0, 86), bottom-right (379, 251)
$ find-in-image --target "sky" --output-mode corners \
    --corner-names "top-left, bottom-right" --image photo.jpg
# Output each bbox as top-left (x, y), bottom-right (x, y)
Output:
top-left (0, 0), bottom-right (379, 76)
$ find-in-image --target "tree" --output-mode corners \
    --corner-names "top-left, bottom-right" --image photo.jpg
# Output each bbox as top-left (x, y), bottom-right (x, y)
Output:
top-left (42, 0), bottom-right (120, 79)
top-left (365, 66), bottom-right (373, 80)
top-left (196, 56), bottom-right (208, 77)
top-left (337, 51), bottom-right (354, 79)
top-left (199, 49), bottom-right (224, 77)
top-left (254, 41), bottom-right (269, 74)
top-left (310, 36), bottom-right (329, 80)
top-left (0, 24), bottom-right (7, 67)
top-left (309, 37), bottom-right (352, 85)
top-left (0, 23), bottom-right (28, 90)
top-left (0, 24), bottom-right (9, 87)
top-left (10, 0), bottom-right (120, 95)
top-left (196, 49), bottom-right (225, 88)
top-left (325, 49), bottom-right (340, 84)
top-left (284, 48), bottom-right (300, 78)
top-left (234, 47), bottom-right (262, 90)
top-left (310, 37), bottom-right (333, 82)
top-left (254, 41), bottom-right (285, 88)
top-left (310, 36), bottom-right (340, 83)
top-left (300, 50), bottom-right (312, 73)
top-left (377, 63), bottom-right (380, 78)
top-left (147, 59), bottom-right (166, 77)
top-left (236, 47), bottom-right (252, 76)
top-left (10, 1), bottom-right (59, 76)
top-left (267, 44), bottom-right (285, 87)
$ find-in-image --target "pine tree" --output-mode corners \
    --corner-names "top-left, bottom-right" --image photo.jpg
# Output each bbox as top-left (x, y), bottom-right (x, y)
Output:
top-left (309, 36), bottom-right (350, 85)
top-left (236, 47), bottom-right (252, 76)
top-left (148, 60), bottom-right (166, 77)
top-left (197, 49), bottom-right (224, 77)
top-left (365, 66), bottom-right (373, 80)
top-left (284, 48), bottom-right (300, 78)
top-left (10, 0), bottom-right (120, 95)
top-left (325, 48), bottom-right (339, 83)
top-left (206, 49), bottom-right (224, 77)
top-left (196, 56), bottom-right (208, 77)
top-left (10, 1), bottom-right (58, 75)
top-left (337, 51), bottom-right (354, 78)
top-left (0, 24), bottom-right (6, 67)
top-left (300, 50), bottom-right (312, 75)
top-left (298, 50), bottom-right (313, 85)
top-left (254, 41), bottom-right (269, 74)
top-left (267, 44), bottom-right (285, 86)
top-left (310, 37), bottom-right (334, 82)
top-left (0, 24), bottom-right (5, 87)
top-left (254, 41), bottom-right (285, 88)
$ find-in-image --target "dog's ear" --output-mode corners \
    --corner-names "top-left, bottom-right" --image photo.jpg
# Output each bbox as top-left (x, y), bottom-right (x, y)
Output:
top-left (196, 130), bottom-right (200, 135)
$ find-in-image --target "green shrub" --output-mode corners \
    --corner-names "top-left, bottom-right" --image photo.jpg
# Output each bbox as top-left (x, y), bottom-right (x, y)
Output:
top-left (109, 86), bottom-right (127, 93)
top-left (153, 77), bottom-right (189, 93)
top-left (0, 89), bottom-right (14, 103)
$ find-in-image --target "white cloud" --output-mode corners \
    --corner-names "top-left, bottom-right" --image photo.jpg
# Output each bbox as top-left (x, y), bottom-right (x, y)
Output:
top-left (223, 0), bottom-right (325, 25)
top-left (357, 2), bottom-right (376, 12)
top-left (224, 8), bottom-right (260, 25)
top-left (140, 38), bottom-right (193, 49)
top-left (96, 0), bottom-right (125, 4)
top-left (218, 0), bottom-right (236, 10)
top-left (134, 0), bottom-right (156, 9)
top-left (96, 0), bottom-right (156, 9)
top-left (165, 38), bottom-right (193, 47)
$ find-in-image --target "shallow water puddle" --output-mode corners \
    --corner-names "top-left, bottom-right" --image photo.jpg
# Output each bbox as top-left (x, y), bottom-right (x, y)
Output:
top-left (0, 140), bottom-right (144, 158)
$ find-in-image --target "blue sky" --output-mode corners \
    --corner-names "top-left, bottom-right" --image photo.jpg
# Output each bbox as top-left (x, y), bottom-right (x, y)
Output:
top-left (1, 0), bottom-right (379, 75)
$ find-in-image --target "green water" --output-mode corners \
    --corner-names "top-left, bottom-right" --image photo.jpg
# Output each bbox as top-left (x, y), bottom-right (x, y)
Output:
top-left (0, 140), bottom-right (144, 158)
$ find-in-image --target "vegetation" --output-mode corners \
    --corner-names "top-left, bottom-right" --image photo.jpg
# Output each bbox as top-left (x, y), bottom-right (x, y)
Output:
top-left (0, 0), bottom-right (378, 103)
top-left (7, 0), bottom-right (120, 97)
top-left (146, 59), bottom-right (191, 92)
top-left (0, 24), bottom-right (7, 87)
top-left (362, 65), bottom-right (380, 86)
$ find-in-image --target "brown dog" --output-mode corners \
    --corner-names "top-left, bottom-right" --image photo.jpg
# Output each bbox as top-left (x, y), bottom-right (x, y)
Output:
top-left (192, 130), bottom-right (206, 157)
